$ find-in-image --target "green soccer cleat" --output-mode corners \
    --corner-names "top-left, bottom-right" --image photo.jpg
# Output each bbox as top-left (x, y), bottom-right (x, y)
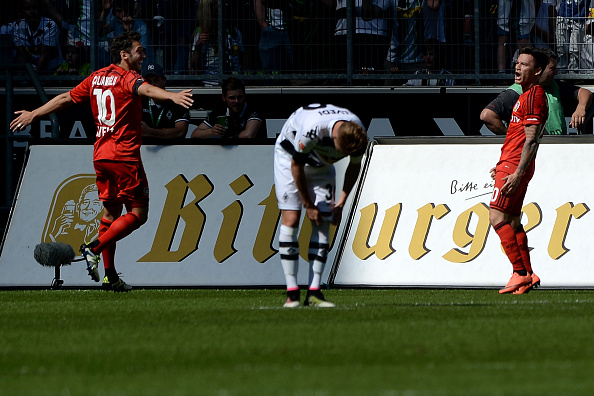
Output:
top-left (304, 290), bottom-right (335, 308)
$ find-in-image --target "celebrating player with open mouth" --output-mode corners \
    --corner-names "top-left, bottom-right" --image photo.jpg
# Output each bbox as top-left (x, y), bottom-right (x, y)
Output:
top-left (11, 31), bottom-right (194, 291)
top-left (489, 47), bottom-right (549, 295)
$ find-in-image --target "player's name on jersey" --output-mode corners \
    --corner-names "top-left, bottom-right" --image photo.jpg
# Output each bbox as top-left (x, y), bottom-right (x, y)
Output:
top-left (316, 109), bottom-right (350, 116)
top-left (97, 126), bottom-right (115, 137)
top-left (92, 75), bottom-right (118, 86)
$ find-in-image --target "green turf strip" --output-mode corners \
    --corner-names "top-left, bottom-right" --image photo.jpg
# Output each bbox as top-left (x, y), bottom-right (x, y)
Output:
top-left (1, 289), bottom-right (593, 395)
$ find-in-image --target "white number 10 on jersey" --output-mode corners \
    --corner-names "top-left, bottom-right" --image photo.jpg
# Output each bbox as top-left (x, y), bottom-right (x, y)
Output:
top-left (93, 88), bottom-right (116, 127)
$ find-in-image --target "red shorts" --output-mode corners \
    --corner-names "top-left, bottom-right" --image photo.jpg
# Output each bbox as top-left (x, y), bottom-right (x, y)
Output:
top-left (94, 160), bottom-right (149, 208)
top-left (490, 162), bottom-right (532, 217)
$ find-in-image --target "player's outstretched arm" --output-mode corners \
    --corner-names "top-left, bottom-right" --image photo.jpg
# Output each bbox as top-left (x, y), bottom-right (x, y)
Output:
top-left (138, 84), bottom-right (194, 109)
top-left (10, 92), bottom-right (73, 132)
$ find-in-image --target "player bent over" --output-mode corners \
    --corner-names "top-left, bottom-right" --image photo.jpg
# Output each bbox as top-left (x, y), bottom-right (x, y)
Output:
top-left (274, 104), bottom-right (368, 307)
top-left (10, 32), bottom-right (193, 291)
top-left (489, 47), bottom-right (549, 294)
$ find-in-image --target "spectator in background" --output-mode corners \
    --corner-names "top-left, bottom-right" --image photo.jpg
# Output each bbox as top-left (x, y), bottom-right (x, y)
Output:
top-left (254, 0), bottom-right (293, 75)
top-left (0, 5), bottom-right (17, 64)
top-left (141, 62), bottom-right (191, 140)
top-left (232, 0), bottom-right (260, 74)
top-left (556, 0), bottom-right (590, 73)
top-left (14, 0), bottom-right (63, 73)
top-left (481, 48), bottom-right (593, 135)
top-left (443, 0), bottom-right (476, 74)
top-left (393, 0), bottom-right (424, 73)
top-left (191, 77), bottom-right (267, 139)
top-left (100, 0), bottom-right (153, 62)
top-left (583, 6), bottom-right (594, 71)
top-left (421, 0), bottom-right (446, 74)
top-left (532, 0), bottom-right (557, 50)
top-left (0, 19), bottom-right (17, 38)
top-left (145, 0), bottom-right (195, 74)
top-left (54, 38), bottom-right (91, 76)
top-left (423, 0), bottom-right (445, 45)
top-left (496, 0), bottom-right (535, 74)
top-left (58, 0), bottom-right (112, 69)
top-left (334, 0), bottom-right (397, 78)
top-left (284, 0), bottom-right (335, 77)
top-left (403, 39), bottom-right (455, 85)
top-left (190, 0), bottom-right (245, 85)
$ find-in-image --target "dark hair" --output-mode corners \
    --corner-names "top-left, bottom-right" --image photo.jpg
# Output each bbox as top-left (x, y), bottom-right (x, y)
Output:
top-left (422, 38), bottom-right (439, 56)
top-left (539, 47), bottom-right (558, 61)
top-left (221, 77), bottom-right (245, 96)
top-left (110, 31), bottom-right (142, 64)
top-left (519, 47), bottom-right (549, 72)
top-left (114, 0), bottom-right (135, 12)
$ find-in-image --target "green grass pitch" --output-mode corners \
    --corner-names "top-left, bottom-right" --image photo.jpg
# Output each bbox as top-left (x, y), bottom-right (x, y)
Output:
top-left (1, 288), bottom-right (594, 395)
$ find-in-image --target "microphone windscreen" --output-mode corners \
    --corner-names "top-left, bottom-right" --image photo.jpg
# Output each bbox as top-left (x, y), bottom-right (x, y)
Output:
top-left (34, 242), bottom-right (76, 267)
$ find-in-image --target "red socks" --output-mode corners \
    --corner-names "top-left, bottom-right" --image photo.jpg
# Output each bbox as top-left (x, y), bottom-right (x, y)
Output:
top-left (98, 218), bottom-right (116, 273)
top-left (515, 226), bottom-right (532, 274)
top-left (93, 212), bottom-right (141, 255)
top-left (494, 221), bottom-right (525, 273)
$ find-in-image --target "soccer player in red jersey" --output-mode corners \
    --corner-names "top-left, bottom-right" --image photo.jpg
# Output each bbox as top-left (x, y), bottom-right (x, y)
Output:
top-left (489, 47), bottom-right (549, 295)
top-left (11, 31), bottom-right (193, 291)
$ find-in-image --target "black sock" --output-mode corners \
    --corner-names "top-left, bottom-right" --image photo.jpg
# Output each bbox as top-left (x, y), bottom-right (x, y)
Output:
top-left (105, 268), bottom-right (119, 283)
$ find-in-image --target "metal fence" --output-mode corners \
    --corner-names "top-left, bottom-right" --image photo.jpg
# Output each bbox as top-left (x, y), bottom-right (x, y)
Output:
top-left (1, 0), bottom-right (593, 86)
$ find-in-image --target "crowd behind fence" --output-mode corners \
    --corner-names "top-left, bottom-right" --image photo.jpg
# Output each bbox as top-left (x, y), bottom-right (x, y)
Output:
top-left (1, 0), bottom-right (594, 86)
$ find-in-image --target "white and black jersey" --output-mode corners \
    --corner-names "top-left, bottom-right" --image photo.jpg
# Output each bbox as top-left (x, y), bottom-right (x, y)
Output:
top-left (275, 103), bottom-right (365, 167)
top-left (273, 103), bottom-right (364, 211)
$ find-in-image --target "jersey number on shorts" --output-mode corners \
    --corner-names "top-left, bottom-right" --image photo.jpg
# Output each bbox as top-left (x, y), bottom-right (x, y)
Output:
top-left (491, 187), bottom-right (500, 203)
top-left (93, 88), bottom-right (116, 127)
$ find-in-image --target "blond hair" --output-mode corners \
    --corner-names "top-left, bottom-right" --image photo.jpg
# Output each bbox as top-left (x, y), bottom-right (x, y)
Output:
top-left (337, 121), bottom-right (368, 155)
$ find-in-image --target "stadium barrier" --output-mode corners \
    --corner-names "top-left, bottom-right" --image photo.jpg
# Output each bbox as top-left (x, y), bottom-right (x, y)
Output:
top-left (0, 144), bottom-right (355, 287)
top-left (331, 136), bottom-right (594, 289)
top-left (2, 135), bottom-right (594, 288)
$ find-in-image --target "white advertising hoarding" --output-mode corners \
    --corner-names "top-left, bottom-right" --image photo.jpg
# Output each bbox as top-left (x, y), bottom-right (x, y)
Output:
top-left (0, 145), bottom-right (353, 287)
top-left (4, 137), bottom-right (594, 289)
top-left (331, 137), bottom-right (594, 288)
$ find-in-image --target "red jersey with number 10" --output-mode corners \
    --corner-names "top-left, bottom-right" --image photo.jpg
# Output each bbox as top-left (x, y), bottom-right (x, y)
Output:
top-left (498, 84), bottom-right (548, 169)
top-left (69, 64), bottom-right (146, 162)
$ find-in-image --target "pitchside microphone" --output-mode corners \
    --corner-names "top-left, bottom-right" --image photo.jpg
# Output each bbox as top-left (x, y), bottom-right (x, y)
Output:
top-left (34, 242), bottom-right (80, 289)
top-left (34, 242), bottom-right (76, 267)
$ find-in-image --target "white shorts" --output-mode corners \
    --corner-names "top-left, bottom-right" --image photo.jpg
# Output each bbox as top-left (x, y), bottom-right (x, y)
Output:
top-left (274, 146), bottom-right (336, 213)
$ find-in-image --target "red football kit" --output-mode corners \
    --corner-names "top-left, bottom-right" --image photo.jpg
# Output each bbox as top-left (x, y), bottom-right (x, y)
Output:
top-left (491, 84), bottom-right (548, 216)
top-left (69, 64), bottom-right (149, 206)
top-left (70, 64), bottom-right (146, 161)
